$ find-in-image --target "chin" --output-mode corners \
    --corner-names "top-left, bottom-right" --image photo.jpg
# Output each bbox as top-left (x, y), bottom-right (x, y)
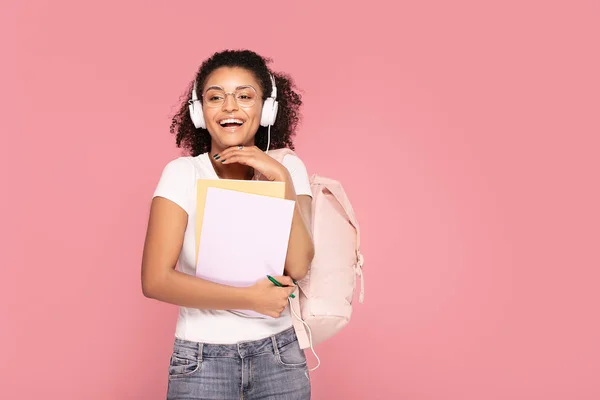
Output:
top-left (213, 133), bottom-right (250, 149)
top-left (208, 122), bottom-right (258, 148)
top-left (219, 133), bottom-right (248, 146)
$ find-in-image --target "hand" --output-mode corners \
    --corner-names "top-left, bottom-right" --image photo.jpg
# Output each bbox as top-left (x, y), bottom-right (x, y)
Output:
top-left (246, 275), bottom-right (296, 318)
top-left (215, 146), bottom-right (289, 182)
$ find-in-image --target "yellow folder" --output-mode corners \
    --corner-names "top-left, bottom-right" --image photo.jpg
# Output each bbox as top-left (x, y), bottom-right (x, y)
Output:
top-left (195, 179), bottom-right (286, 265)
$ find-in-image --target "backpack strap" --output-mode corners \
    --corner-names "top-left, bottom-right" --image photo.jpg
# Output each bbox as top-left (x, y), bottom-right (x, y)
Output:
top-left (265, 147), bottom-right (296, 163)
top-left (289, 294), bottom-right (311, 349)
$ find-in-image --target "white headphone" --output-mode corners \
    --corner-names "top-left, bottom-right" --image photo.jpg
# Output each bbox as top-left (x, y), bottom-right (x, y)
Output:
top-left (188, 73), bottom-right (279, 130)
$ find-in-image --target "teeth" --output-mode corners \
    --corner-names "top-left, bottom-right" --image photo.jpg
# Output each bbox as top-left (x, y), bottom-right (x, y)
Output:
top-left (219, 118), bottom-right (244, 125)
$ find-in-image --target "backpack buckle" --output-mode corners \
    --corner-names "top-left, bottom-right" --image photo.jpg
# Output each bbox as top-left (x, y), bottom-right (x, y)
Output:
top-left (354, 250), bottom-right (365, 303)
top-left (356, 250), bottom-right (364, 268)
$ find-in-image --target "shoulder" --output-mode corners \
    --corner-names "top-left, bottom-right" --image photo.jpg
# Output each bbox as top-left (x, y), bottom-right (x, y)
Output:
top-left (158, 153), bottom-right (215, 180)
top-left (156, 156), bottom-right (198, 185)
top-left (267, 148), bottom-right (308, 173)
top-left (161, 156), bottom-right (196, 173)
top-left (281, 152), bottom-right (308, 175)
top-left (269, 149), bottom-right (312, 197)
top-left (153, 156), bottom-right (199, 214)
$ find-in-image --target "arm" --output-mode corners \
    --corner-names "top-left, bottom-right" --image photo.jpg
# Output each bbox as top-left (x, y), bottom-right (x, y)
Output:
top-left (141, 196), bottom-right (255, 309)
top-left (141, 197), bottom-right (295, 317)
top-left (281, 174), bottom-right (314, 281)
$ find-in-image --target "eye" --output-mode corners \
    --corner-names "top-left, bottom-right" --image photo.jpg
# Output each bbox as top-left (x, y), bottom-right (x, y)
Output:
top-left (204, 89), bottom-right (226, 103)
top-left (236, 90), bottom-right (256, 101)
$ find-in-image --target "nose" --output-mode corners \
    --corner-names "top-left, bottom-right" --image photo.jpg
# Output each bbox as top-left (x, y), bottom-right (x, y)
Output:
top-left (221, 93), bottom-right (238, 113)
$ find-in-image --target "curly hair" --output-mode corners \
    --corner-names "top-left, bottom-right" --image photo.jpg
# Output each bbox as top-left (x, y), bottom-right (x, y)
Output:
top-left (169, 49), bottom-right (303, 156)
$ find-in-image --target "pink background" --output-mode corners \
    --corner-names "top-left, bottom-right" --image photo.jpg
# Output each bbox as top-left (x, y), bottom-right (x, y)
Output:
top-left (1, 0), bottom-right (599, 399)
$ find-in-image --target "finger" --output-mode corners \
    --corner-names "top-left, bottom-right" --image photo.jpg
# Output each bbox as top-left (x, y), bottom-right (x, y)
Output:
top-left (214, 147), bottom-right (240, 158)
top-left (223, 149), bottom-right (261, 163)
top-left (214, 146), bottom-right (258, 160)
top-left (219, 145), bottom-right (263, 160)
top-left (273, 275), bottom-right (295, 287)
top-left (213, 148), bottom-right (239, 161)
top-left (277, 286), bottom-right (293, 298)
top-left (220, 154), bottom-right (256, 166)
top-left (212, 148), bottom-right (238, 161)
top-left (217, 149), bottom-right (255, 163)
top-left (221, 145), bottom-right (259, 154)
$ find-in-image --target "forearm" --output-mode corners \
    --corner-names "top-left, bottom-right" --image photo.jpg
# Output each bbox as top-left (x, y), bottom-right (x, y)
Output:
top-left (142, 268), bottom-right (253, 310)
top-left (282, 176), bottom-right (315, 280)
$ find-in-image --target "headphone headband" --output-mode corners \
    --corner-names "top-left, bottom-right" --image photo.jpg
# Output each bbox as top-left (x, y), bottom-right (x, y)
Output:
top-left (269, 73), bottom-right (277, 99)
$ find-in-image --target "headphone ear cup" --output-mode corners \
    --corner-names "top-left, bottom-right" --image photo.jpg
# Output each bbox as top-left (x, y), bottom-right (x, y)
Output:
top-left (260, 98), bottom-right (279, 127)
top-left (189, 100), bottom-right (206, 129)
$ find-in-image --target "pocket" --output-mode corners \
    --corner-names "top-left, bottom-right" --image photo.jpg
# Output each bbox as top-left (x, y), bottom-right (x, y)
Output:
top-left (275, 339), bottom-right (307, 368)
top-left (168, 350), bottom-right (200, 379)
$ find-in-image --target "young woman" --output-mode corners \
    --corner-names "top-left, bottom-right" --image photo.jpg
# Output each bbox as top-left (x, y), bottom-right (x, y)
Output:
top-left (141, 49), bottom-right (314, 399)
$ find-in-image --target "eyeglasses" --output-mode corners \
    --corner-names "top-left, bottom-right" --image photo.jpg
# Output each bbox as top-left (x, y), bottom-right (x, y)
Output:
top-left (202, 85), bottom-right (258, 108)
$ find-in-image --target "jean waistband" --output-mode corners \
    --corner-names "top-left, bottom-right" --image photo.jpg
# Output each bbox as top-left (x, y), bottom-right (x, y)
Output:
top-left (172, 326), bottom-right (297, 359)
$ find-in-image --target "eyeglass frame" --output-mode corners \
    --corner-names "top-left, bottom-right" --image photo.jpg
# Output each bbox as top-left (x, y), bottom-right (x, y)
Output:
top-left (200, 85), bottom-right (261, 108)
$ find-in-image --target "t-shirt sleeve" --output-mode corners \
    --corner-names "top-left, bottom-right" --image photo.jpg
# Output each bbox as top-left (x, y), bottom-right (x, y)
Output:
top-left (282, 153), bottom-right (312, 197)
top-left (152, 157), bottom-right (196, 214)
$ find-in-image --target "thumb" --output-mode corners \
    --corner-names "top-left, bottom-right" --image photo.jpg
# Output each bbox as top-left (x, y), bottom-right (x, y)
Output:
top-left (286, 285), bottom-right (296, 296)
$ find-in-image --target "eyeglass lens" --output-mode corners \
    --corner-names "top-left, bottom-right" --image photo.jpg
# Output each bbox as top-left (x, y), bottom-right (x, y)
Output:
top-left (203, 86), bottom-right (257, 107)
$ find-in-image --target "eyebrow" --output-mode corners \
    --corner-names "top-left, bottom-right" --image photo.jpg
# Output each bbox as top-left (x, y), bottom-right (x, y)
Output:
top-left (204, 84), bottom-right (256, 92)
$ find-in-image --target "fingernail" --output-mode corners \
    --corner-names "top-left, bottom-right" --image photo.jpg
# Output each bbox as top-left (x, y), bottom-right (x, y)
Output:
top-left (289, 294), bottom-right (296, 298)
top-left (292, 279), bottom-right (297, 285)
top-left (220, 159), bottom-right (226, 163)
top-left (213, 154), bottom-right (220, 160)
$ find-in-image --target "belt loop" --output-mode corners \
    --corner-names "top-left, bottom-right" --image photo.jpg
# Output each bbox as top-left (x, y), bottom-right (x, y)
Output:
top-left (270, 334), bottom-right (280, 358)
top-left (198, 342), bottom-right (203, 363)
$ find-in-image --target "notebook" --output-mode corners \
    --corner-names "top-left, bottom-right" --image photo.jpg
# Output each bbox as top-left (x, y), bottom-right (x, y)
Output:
top-left (195, 178), bottom-right (286, 265)
top-left (195, 186), bottom-right (295, 318)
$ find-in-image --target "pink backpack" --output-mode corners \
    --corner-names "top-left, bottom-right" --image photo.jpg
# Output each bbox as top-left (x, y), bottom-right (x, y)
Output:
top-left (266, 148), bottom-right (365, 351)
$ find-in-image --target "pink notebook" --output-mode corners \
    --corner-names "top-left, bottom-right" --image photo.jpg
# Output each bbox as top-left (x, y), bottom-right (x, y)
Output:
top-left (196, 187), bottom-right (295, 318)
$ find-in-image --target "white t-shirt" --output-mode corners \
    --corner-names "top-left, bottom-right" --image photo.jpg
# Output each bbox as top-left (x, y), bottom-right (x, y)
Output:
top-left (152, 151), bottom-right (311, 344)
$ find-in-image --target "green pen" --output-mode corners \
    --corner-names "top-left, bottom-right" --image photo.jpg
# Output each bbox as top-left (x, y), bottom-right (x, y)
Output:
top-left (266, 275), bottom-right (296, 298)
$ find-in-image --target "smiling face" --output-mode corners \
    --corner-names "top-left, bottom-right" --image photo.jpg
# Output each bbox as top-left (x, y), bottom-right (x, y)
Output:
top-left (201, 67), bottom-right (264, 153)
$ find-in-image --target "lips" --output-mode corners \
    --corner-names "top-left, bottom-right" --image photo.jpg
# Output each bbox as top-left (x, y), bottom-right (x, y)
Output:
top-left (219, 118), bottom-right (245, 128)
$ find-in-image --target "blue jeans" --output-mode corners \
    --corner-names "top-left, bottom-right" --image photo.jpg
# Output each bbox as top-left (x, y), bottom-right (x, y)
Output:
top-left (166, 327), bottom-right (311, 399)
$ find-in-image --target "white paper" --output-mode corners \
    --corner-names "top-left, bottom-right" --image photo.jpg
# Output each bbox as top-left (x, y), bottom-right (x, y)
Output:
top-left (196, 187), bottom-right (295, 317)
